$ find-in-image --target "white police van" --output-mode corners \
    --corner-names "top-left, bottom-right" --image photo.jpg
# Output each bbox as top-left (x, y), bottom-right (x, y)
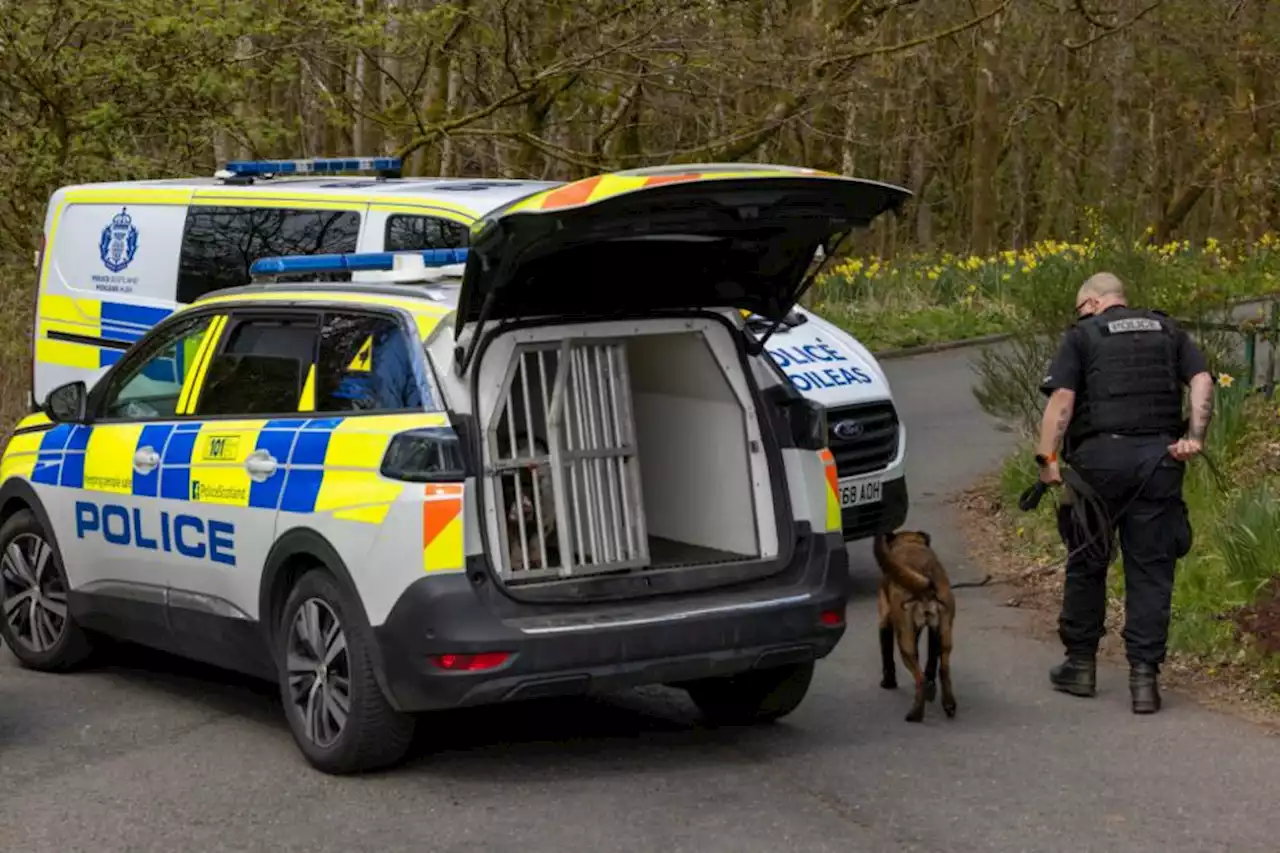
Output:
top-left (28, 158), bottom-right (907, 543)
top-left (2, 168), bottom-right (909, 773)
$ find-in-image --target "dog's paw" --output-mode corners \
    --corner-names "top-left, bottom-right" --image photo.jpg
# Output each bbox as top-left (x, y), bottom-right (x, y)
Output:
top-left (924, 679), bottom-right (937, 702)
top-left (905, 707), bottom-right (924, 723)
top-left (943, 696), bottom-right (957, 718)
top-left (880, 676), bottom-right (898, 690)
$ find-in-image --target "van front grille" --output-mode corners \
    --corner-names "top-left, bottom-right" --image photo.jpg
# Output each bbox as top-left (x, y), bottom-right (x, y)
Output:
top-left (825, 402), bottom-right (900, 478)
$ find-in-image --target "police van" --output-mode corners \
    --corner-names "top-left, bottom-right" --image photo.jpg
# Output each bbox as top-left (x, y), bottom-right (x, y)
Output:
top-left (1, 169), bottom-right (910, 773)
top-left (28, 158), bottom-right (908, 545)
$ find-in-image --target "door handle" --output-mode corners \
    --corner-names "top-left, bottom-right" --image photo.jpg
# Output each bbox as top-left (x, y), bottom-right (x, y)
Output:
top-left (133, 446), bottom-right (160, 473)
top-left (244, 449), bottom-right (278, 482)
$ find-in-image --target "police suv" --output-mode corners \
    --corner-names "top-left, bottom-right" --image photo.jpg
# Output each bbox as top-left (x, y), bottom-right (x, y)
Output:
top-left (1, 168), bottom-right (909, 774)
top-left (28, 158), bottom-right (908, 546)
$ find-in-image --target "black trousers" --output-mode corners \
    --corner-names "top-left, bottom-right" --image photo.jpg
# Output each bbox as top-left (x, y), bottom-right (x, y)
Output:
top-left (1057, 434), bottom-right (1189, 667)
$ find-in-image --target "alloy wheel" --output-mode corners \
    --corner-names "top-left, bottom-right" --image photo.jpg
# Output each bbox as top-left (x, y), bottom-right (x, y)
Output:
top-left (1, 533), bottom-right (68, 653)
top-left (286, 598), bottom-right (351, 749)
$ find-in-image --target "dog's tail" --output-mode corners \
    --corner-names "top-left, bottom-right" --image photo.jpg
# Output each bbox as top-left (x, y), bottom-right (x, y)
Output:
top-left (873, 534), bottom-right (935, 596)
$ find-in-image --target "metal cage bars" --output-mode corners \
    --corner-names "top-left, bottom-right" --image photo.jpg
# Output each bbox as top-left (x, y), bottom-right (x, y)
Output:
top-left (486, 339), bottom-right (649, 582)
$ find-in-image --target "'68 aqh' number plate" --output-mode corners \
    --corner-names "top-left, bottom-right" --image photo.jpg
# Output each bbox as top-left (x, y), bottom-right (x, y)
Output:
top-left (839, 477), bottom-right (882, 509)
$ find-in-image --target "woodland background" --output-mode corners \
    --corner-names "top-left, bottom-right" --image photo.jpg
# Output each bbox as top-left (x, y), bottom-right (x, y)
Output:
top-left (0, 0), bottom-right (1277, 269)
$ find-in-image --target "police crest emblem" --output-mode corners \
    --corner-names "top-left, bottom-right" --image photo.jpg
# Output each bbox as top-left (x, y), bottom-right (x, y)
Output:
top-left (99, 207), bottom-right (139, 273)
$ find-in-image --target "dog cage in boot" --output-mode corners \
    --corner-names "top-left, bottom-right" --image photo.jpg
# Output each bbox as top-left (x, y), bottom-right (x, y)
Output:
top-left (484, 338), bottom-right (650, 582)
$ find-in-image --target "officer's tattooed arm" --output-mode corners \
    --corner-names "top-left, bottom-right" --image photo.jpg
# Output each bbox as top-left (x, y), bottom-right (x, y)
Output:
top-left (1187, 371), bottom-right (1214, 443)
top-left (1036, 388), bottom-right (1076, 458)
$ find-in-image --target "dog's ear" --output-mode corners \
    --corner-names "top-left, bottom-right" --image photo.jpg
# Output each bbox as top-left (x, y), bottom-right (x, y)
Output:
top-left (884, 530), bottom-right (896, 544)
top-left (921, 531), bottom-right (931, 547)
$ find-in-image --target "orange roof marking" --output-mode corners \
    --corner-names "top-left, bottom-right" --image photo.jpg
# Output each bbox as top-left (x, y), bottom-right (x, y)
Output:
top-left (539, 175), bottom-right (603, 210)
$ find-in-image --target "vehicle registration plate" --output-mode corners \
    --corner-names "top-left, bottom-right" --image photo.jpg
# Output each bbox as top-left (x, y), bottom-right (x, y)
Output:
top-left (839, 478), bottom-right (882, 509)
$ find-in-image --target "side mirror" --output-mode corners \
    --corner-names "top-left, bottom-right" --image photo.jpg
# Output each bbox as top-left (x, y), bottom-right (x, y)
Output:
top-left (43, 381), bottom-right (88, 424)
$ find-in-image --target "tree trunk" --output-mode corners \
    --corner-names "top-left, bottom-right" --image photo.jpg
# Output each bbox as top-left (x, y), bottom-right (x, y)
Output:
top-left (970, 11), bottom-right (1003, 255)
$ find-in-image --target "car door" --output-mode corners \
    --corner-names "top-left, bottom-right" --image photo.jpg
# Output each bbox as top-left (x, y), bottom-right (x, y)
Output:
top-left (167, 308), bottom-right (323, 627)
top-left (51, 310), bottom-right (225, 628)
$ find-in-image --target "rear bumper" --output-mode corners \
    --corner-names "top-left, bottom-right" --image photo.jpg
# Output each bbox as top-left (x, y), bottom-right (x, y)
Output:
top-left (840, 473), bottom-right (908, 540)
top-left (372, 531), bottom-right (850, 712)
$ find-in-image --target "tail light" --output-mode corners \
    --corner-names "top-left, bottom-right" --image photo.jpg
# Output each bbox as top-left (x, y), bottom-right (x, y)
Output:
top-left (429, 652), bottom-right (511, 671)
top-left (380, 426), bottom-right (467, 481)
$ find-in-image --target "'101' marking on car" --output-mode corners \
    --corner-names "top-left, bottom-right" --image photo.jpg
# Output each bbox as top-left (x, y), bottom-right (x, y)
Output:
top-left (74, 501), bottom-right (236, 566)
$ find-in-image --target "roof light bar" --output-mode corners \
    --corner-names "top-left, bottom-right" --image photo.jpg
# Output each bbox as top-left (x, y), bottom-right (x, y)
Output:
top-left (218, 157), bottom-right (403, 179)
top-left (249, 248), bottom-right (469, 278)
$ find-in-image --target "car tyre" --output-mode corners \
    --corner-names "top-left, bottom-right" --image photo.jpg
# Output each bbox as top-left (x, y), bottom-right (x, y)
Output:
top-left (684, 661), bottom-right (815, 726)
top-left (0, 508), bottom-right (95, 671)
top-left (277, 568), bottom-right (416, 775)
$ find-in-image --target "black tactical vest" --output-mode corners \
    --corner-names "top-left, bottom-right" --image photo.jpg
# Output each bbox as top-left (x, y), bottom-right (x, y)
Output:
top-left (1068, 306), bottom-right (1183, 444)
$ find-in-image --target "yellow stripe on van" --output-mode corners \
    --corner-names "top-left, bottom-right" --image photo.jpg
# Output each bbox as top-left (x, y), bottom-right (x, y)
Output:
top-left (35, 294), bottom-right (102, 370)
top-left (62, 187), bottom-right (193, 207)
top-left (83, 425), bottom-right (144, 494)
top-left (190, 191), bottom-right (365, 212)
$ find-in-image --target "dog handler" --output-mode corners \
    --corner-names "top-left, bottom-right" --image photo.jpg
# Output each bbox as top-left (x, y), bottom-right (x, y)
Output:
top-left (1033, 271), bottom-right (1214, 714)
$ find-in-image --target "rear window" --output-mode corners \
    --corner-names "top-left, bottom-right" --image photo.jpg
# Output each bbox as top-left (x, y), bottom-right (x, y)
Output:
top-left (385, 214), bottom-right (468, 252)
top-left (314, 312), bottom-right (427, 412)
top-left (177, 206), bottom-right (361, 303)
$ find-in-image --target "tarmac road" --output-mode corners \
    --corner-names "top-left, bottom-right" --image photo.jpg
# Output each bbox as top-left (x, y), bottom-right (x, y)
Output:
top-left (3, 345), bottom-right (1279, 853)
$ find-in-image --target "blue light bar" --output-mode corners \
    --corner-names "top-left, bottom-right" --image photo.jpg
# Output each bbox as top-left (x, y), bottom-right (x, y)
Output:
top-left (222, 157), bottom-right (403, 177)
top-left (249, 248), bottom-right (469, 277)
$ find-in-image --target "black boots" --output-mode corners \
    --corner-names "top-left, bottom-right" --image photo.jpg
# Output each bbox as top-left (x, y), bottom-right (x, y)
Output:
top-left (1050, 655), bottom-right (1162, 713)
top-left (1129, 662), bottom-right (1161, 714)
top-left (1049, 654), bottom-right (1097, 697)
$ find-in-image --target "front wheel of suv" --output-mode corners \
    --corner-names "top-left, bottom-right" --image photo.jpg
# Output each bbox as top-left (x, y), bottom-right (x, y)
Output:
top-left (276, 568), bottom-right (416, 775)
top-left (0, 509), bottom-right (95, 672)
top-left (683, 661), bottom-right (815, 726)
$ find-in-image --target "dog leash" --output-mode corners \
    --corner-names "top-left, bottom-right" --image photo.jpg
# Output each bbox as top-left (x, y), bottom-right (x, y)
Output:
top-left (1010, 446), bottom-right (1226, 580)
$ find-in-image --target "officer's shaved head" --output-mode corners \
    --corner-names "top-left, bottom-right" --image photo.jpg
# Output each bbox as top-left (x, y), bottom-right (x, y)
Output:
top-left (1076, 271), bottom-right (1128, 315)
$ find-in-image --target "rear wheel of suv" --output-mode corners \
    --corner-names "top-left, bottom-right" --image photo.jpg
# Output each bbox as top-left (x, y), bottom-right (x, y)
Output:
top-left (276, 568), bottom-right (416, 775)
top-left (684, 661), bottom-right (815, 726)
top-left (0, 509), bottom-right (95, 672)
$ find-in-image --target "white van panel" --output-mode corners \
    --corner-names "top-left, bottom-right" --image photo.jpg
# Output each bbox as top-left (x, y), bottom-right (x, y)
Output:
top-left (33, 200), bottom-right (189, 403)
top-left (50, 202), bottom-right (187, 302)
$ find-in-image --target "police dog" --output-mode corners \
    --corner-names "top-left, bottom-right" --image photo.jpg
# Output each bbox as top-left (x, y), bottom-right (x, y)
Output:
top-left (497, 433), bottom-right (559, 571)
top-left (873, 530), bottom-right (957, 722)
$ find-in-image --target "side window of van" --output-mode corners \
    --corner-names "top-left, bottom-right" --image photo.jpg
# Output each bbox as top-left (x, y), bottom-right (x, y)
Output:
top-left (177, 207), bottom-right (361, 303)
top-left (384, 215), bottom-right (468, 252)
